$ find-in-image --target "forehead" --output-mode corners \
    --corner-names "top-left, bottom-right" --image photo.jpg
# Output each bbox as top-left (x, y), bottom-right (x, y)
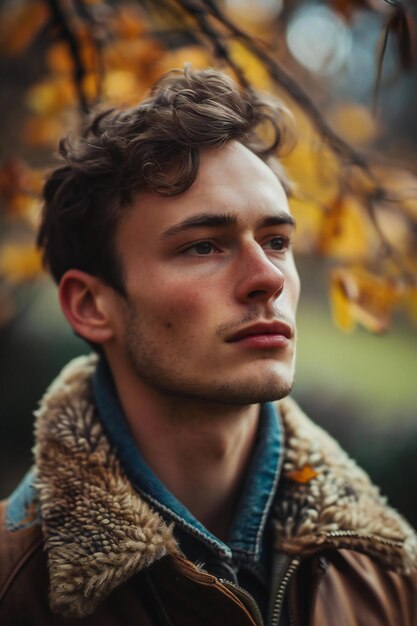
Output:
top-left (117, 141), bottom-right (292, 243)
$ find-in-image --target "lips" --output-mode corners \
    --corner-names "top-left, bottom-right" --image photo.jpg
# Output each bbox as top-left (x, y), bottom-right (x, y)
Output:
top-left (227, 321), bottom-right (292, 343)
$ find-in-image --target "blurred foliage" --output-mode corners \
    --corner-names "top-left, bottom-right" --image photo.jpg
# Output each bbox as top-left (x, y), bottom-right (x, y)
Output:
top-left (0, 0), bottom-right (417, 334)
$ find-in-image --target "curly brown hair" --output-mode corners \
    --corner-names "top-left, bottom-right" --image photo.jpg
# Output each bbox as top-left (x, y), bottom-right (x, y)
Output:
top-left (37, 66), bottom-right (294, 296)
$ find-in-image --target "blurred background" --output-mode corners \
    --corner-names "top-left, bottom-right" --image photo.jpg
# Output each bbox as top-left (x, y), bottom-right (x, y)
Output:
top-left (0, 0), bottom-right (416, 524)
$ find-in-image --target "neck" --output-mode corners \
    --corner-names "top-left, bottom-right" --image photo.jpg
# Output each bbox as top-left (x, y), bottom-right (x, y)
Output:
top-left (107, 353), bottom-right (260, 540)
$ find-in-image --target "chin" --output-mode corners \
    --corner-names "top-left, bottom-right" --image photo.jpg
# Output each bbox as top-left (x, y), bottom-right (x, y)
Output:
top-left (210, 374), bottom-right (294, 406)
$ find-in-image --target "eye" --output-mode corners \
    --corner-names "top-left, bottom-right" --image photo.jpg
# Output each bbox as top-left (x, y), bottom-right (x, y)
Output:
top-left (265, 236), bottom-right (291, 251)
top-left (184, 240), bottom-right (218, 255)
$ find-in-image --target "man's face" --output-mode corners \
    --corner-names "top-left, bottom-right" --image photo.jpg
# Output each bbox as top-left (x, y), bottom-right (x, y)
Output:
top-left (112, 141), bottom-right (300, 405)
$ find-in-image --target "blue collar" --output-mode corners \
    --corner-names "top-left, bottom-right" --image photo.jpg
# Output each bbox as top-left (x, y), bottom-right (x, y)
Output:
top-left (92, 357), bottom-right (283, 563)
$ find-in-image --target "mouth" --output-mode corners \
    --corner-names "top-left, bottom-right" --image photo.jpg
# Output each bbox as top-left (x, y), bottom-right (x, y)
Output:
top-left (226, 321), bottom-right (293, 348)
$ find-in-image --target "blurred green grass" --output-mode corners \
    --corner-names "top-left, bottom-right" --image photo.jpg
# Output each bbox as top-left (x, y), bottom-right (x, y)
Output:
top-left (296, 300), bottom-right (417, 419)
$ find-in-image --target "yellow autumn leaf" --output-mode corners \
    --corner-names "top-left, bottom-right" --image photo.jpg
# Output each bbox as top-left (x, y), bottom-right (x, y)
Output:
top-left (79, 72), bottom-right (100, 103)
top-left (290, 197), bottom-right (324, 254)
top-left (330, 272), bottom-right (356, 332)
top-left (18, 197), bottom-right (42, 229)
top-left (160, 46), bottom-right (213, 74)
top-left (26, 79), bottom-right (75, 115)
top-left (105, 39), bottom-right (164, 78)
top-left (103, 70), bottom-right (139, 103)
top-left (4, 196), bottom-right (42, 229)
top-left (229, 42), bottom-right (272, 91)
top-left (283, 140), bottom-right (340, 206)
top-left (318, 195), bottom-right (373, 261)
top-left (328, 103), bottom-right (378, 145)
top-left (0, 244), bottom-right (43, 283)
top-left (349, 305), bottom-right (389, 333)
top-left (330, 268), bottom-right (400, 333)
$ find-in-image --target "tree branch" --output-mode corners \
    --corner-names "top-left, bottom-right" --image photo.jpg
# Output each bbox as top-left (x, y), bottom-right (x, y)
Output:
top-left (45, 0), bottom-right (99, 114)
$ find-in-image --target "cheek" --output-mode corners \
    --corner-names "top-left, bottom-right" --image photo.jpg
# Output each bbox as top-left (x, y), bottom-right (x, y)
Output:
top-left (148, 286), bottom-right (213, 333)
top-left (130, 266), bottom-right (225, 336)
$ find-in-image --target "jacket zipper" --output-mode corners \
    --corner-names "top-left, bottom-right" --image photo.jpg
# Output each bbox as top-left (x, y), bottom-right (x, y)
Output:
top-left (220, 531), bottom-right (402, 626)
top-left (270, 556), bottom-right (300, 626)
top-left (220, 579), bottom-right (265, 626)
top-left (270, 531), bottom-right (403, 626)
top-left (324, 529), bottom-right (404, 548)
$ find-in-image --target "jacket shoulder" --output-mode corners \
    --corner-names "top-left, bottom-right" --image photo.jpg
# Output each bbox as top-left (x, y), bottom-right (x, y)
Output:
top-left (312, 549), bottom-right (417, 626)
top-left (276, 397), bottom-right (417, 575)
top-left (0, 470), bottom-right (44, 603)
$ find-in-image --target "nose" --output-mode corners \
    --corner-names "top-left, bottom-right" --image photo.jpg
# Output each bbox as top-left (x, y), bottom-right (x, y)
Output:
top-left (234, 242), bottom-right (285, 304)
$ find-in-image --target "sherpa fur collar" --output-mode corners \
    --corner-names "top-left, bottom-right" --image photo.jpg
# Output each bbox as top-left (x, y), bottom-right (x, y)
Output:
top-left (33, 355), bottom-right (417, 618)
top-left (34, 355), bottom-right (179, 618)
top-left (274, 400), bottom-right (417, 573)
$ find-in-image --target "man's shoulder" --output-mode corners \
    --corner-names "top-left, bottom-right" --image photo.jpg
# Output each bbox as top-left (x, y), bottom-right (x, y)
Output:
top-left (312, 548), bottom-right (417, 625)
top-left (0, 470), bottom-right (44, 604)
top-left (275, 397), bottom-right (417, 577)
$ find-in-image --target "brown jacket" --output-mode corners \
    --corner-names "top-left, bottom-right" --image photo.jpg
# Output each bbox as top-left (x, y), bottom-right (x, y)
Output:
top-left (1, 355), bottom-right (417, 625)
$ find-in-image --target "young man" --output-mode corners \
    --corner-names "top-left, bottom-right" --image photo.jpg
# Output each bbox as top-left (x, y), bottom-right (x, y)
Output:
top-left (0, 67), bottom-right (416, 626)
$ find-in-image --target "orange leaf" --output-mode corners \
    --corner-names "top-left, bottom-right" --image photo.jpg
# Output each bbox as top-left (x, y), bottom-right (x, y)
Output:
top-left (328, 0), bottom-right (370, 20)
top-left (0, 1), bottom-right (48, 56)
top-left (0, 244), bottom-right (43, 283)
top-left (23, 117), bottom-right (64, 148)
top-left (112, 5), bottom-right (148, 39)
top-left (46, 42), bottom-right (74, 74)
top-left (287, 465), bottom-right (318, 484)
top-left (105, 39), bottom-right (163, 75)
top-left (0, 159), bottom-right (43, 217)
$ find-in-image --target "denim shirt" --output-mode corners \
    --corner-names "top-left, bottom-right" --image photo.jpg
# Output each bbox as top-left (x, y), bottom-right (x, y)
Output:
top-left (92, 357), bottom-right (283, 616)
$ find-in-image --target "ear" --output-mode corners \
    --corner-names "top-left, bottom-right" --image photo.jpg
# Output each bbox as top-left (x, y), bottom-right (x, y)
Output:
top-left (58, 270), bottom-right (115, 345)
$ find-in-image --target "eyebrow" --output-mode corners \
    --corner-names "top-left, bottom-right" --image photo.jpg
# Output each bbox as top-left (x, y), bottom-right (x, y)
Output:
top-left (161, 211), bottom-right (296, 240)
